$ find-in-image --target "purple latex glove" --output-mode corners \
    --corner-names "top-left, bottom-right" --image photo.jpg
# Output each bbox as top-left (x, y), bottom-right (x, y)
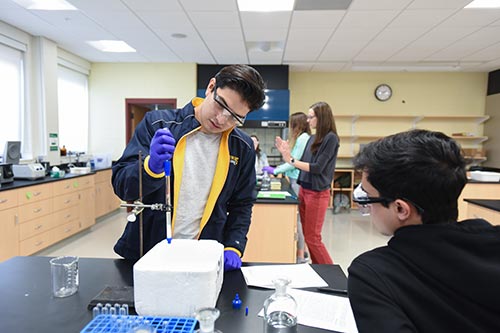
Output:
top-left (224, 250), bottom-right (242, 271)
top-left (262, 166), bottom-right (275, 175)
top-left (149, 128), bottom-right (176, 174)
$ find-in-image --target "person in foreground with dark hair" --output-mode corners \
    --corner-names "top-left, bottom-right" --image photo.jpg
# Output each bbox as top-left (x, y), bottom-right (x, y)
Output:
top-left (112, 65), bottom-right (266, 271)
top-left (348, 129), bottom-right (500, 333)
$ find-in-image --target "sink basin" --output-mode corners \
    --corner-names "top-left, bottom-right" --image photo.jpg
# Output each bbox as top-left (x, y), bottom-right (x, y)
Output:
top-left (69, 167), bottom-right (91, 174)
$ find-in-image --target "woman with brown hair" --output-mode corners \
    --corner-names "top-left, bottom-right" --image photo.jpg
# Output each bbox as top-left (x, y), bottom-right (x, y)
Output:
top-left (275, 102), bottom-right (339, 264)
top-left (263, 112), bottom-right (311, 262)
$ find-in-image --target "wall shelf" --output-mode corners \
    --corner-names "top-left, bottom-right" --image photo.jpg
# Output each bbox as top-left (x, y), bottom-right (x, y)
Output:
top-left (335, 114), bottom-right (489, 168)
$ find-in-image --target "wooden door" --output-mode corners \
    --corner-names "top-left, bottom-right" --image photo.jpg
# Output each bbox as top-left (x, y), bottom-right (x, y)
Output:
top-left (125, 98), bottom-right (177, 144)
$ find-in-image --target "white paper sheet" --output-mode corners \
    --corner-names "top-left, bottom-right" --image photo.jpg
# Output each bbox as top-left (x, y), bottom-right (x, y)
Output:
top-left (241, 263), bottom-right (328, 288)
top-left (258, 288), bottom-right (358, 333)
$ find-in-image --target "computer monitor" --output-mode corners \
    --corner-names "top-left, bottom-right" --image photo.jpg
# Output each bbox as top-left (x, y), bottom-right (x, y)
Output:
top-left (3, 141), bottom-right (21, 164)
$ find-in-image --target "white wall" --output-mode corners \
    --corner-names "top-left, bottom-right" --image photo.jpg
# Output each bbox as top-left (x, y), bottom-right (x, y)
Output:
top-left (88, 63), bottom-right (196, 159)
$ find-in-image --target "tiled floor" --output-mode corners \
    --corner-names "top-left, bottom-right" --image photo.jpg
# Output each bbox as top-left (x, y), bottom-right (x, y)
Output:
top-left (37, 208), bottom-right (390, 275)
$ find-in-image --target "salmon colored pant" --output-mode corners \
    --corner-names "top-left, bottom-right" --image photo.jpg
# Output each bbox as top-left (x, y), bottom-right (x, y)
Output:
top-left (299, 187), bottom-right (333, 264)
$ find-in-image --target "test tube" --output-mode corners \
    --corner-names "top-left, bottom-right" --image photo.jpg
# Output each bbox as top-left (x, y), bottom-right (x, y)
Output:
top-left (92, 306), bottom-right (100, 318)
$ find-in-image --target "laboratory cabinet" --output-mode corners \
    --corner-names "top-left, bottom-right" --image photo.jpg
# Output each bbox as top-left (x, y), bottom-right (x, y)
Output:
top-left (95, 169), bottom-right (121, 218)
top-left (242, 178), bottom-right (299, 263)
top-left (0, 170), bottom-right (120, 262)
top-left (458, 181), bottom-right (500, 221)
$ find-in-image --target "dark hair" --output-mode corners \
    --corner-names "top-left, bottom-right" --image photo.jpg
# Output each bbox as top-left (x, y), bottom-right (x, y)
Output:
top-left (215, 65), bottom-right (266, 111)
top-left (289, 112), bottom-right (310, 149)
top-left (309, 102), bottom-right (337, 155)
top-left (251, 134), bottom-right (261, 158)
top-left (353, 129), bottom-right (467, 224)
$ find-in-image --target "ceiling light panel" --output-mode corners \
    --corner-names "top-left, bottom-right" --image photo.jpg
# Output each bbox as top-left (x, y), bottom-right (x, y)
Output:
top-left (13, 0), bottom-right (77, 10)
top-left (465, 0), bottom-right (500, 9)
top-left (238, 0), bottom-right (294, 12)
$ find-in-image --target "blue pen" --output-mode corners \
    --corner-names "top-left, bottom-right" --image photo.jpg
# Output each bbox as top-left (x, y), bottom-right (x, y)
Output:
top-left (164, 160), bottom-right (172, 244)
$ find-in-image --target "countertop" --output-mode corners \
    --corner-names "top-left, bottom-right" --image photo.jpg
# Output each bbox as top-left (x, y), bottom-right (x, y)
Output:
top-left (0, 167), bottom-right (112, 192)
top-left (254, 177), bottom-right (299, 205)
top-left (464, 199), bottom-right (500, 212)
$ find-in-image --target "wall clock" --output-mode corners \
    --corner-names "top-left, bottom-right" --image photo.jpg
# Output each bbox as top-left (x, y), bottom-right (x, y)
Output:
top-left (374, 84), bottom-right (392, 101)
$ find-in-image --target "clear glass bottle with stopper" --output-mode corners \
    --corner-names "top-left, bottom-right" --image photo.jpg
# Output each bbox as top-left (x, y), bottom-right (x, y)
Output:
top-left (195, 307), bottom-right (222, 333)
top-left (263, 278), bottom-right (298, 333)
top-left (261, 170), bottom-right (271, 191)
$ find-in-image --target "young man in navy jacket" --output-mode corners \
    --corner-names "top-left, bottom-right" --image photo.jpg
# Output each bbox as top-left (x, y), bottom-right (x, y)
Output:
top-left (112, 65), bottom-right (265, 271)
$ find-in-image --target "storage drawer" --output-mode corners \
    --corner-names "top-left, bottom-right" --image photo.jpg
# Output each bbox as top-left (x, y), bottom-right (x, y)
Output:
top-left (52, 205), bottom-right (79, 227)
top-left (52, 178), bottom-right (80, 195)
top-left (95, 169), bottom-right (112, 183)
top-left (0, 189), bottom-right (18, 210)
top-left (51, 220), bottom-right (80, 244)
top-left (53, 192), bottom-right (79, 211)
top-left (19, 231), bottom-right (52, 255)
top-left (19, 215), bottom-right (55, 241)
top-left (18, 198), bottom-right (53, 223)
top-left (18, 183), bottom-right (53, 205)
top-left (77, 175), bottom-right (95, 189)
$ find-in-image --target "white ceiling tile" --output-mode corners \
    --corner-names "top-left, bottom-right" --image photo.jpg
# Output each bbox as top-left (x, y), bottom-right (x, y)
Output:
top-left (354, 41), bottom-right (409, 62)
top-left (407, 0), bottom-right (471, 10)
top-left (389, 9), bottom-right (456, 28)
top-left (287, 28), bottom-right (331, 42)
top-left (462, 42), bottom-right (500, 61)
top-left (290, 10), bottom-right (345, 29)
top-left (244, 28), bottom-right (288, 42)
top-left (0, 0), bottom-right (499, 71)
top-left (198, 28), bottom-right (244, 42)
top-left (121, 0), bottom-right (182, 11)
top-left (340, 10), bottom-right (399, 28)
top-left (319, 41), bottom-right (366, 61)
top-left (181, 0), bottom-right (237, 11)
top-left (427, 26), bottom-right (500, 60)
top-left (188, 11), bottom-right (241, 29)
top-left (136, 11), bottom-right (193, 30)
top-left (329, 26), bottom-right (380, 43)
top-left (349, 0), bottom-right (412, 10)
top-left (69, 0), bottom-right (128, 11)
top-left (443, 8), bottom-right (500, 27)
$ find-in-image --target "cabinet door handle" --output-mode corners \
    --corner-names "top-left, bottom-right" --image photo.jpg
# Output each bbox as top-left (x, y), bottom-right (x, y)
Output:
top-left (64, 199), bottom-right (71, 204)
top-left (0, 199), bottom-right (8, 204)
top-left (33, 208), bottom-right (42, 213)
top-left (35, 241), bottom-right (44, 246)
top-left (64, 227), bottom-right (73, 233)
top-left (35, 224), bottom-right (43, 230)
top-left (33, 191), bottom-right (42, 197)
top-left (65, 214), bottom-right (72, 219)
top-left (15, 214), bottom-right (19, 225)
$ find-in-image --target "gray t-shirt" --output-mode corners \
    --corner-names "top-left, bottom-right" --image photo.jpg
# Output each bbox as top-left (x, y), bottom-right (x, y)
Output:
top-left (174, 130), bottom-right (221, 239)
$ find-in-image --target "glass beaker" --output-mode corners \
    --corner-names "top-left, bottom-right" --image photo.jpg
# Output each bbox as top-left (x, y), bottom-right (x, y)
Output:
top-left (263, 278), bottom-right (297, 333)
top-left (195, 307), bottom-right (222, 333)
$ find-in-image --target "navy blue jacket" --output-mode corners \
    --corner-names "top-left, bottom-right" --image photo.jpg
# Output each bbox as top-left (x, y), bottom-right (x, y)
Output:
top-left (112, 99), bottom-right (257, 260)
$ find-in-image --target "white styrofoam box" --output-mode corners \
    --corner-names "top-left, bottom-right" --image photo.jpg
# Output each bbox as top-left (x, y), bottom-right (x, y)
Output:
top-left (133, 239), bottom-right (224, 317)
top-left (470, 171), bottom-right (500, 182)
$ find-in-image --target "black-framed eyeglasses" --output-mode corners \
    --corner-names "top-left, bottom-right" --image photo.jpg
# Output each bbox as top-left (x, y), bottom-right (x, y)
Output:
top-left (213, 87), bottom-right (246, 125)
top-left (353, 184), bottom-right (424, 215)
